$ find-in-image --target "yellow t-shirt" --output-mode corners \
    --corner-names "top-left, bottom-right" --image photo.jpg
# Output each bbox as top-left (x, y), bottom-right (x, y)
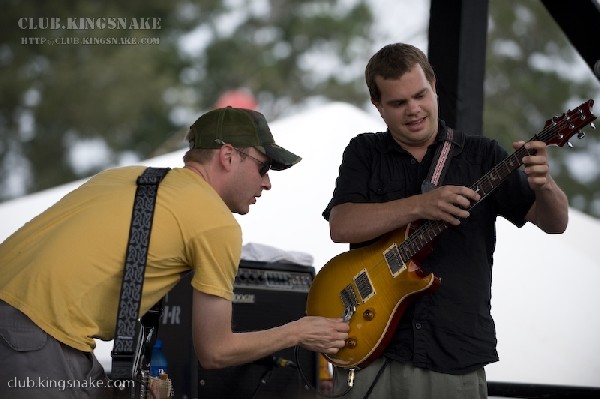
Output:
top-left (0, 166), bottom-right (241, 352)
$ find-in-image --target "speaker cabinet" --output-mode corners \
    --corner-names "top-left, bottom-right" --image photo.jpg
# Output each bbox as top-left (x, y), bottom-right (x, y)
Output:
top-left (157, 260), bottom-right (318, 399)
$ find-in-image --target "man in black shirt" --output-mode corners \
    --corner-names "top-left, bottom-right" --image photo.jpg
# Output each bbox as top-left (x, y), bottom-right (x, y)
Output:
top-left (323, 43), bottom-right (568, 398)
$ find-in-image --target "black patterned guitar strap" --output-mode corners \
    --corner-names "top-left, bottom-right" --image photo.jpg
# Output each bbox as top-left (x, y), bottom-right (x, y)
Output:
top-left (111, 167), bottom-right (170, 379)
top-left (421, 127), bottom-right (464, 193)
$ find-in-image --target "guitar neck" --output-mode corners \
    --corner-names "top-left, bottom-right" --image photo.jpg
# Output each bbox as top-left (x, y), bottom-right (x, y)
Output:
top-left (470, 144), bottom-right (530, 203)
top-left (396, 97), bottom-right (597, 262)
top-left (398, 141), bottom-right (532, 262)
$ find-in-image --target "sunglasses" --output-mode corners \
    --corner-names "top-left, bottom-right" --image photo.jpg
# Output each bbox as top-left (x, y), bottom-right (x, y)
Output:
top-left (215, 139), bottom-right (271, 176)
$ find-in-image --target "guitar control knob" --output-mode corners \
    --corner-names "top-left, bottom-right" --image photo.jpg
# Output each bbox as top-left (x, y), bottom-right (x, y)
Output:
top-left (363, 308), bottom-right (375, 321)
top-left (345, 337), bottom-right (357, 348)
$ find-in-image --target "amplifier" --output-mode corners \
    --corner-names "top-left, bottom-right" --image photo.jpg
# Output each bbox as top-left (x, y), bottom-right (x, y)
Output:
top-left (157, 260), bottom-right (318, 399)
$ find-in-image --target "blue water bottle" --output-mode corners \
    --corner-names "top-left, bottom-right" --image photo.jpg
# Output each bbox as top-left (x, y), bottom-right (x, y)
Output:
top-left (150, 338), bottom-right (169, 377)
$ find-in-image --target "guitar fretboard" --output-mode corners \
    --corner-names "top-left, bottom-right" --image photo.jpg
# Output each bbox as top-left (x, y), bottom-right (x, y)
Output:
top-left (390, 99), bottom-right (596, 266)
top-left (397, 137), bottom-right (536, 263)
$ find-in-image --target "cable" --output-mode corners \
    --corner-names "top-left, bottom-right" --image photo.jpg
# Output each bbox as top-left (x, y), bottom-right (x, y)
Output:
top-left (293, 346), bottom-right (353, 398)
top-left (250, 367), bottom-right (274, 399)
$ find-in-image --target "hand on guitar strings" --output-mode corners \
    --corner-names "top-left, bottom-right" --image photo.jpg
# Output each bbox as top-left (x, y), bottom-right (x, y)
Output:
top-left (418, 186), bottom-right (481, 226)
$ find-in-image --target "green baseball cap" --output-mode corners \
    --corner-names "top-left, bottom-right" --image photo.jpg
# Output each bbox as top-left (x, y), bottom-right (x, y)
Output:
top-left (188, 106), bottom-right (301, 171)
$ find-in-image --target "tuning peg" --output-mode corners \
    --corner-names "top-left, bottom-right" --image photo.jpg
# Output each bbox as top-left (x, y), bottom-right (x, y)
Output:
top-left (591, 122), bottom-right (596, 130)
top-left (577, 131), bottom-right (586, 139)
top-left (567, 141), bottom-right (573, 148)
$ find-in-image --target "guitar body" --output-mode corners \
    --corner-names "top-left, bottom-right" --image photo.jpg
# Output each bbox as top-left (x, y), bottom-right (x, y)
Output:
top-left (306, 225), bottom-right (440, 370)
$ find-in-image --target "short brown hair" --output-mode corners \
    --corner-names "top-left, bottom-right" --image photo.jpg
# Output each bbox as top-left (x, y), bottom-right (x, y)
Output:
top-left (182, 148), bottom-right (216, 163)
top-left (365, 43), bottom-right (436, 102)
top-left (183, 129), bottom-right (216, 163)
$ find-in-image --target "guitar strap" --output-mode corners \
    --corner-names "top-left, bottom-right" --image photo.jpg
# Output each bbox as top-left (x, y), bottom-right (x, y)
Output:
top-left (421, 126), bottom-right (464, 193)
top-left (111, 167), bottom-right (171, 380)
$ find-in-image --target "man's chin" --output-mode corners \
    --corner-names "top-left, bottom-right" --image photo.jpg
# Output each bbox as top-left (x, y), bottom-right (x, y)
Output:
top-left (233, 206), bottom-right (250, 215)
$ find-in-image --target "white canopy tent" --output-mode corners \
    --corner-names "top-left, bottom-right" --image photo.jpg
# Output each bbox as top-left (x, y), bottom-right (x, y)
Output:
top-left (1, 102), bottom-right (598, 387)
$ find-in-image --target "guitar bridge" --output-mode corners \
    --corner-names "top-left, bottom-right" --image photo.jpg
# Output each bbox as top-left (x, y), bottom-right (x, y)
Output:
top-left (340, 284), bottom-right (359, 321)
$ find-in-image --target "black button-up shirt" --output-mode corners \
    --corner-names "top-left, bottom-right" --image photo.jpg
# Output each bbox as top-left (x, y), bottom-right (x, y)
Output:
top-left (323, 121), bottom-right (535, 374)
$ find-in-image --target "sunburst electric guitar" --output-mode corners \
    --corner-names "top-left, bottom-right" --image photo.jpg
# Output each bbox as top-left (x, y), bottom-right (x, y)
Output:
top-left (306, 100), bottom-right (597, 370)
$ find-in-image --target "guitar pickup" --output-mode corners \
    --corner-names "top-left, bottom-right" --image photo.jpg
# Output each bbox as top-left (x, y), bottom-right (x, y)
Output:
top-left (383, 243), bottom-right (406, 276)
top-left (354, 269), bottom-right (375, 302)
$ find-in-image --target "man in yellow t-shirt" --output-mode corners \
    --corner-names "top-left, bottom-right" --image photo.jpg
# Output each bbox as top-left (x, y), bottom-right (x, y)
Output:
top-left (0, 107), bottom-right (350, 399)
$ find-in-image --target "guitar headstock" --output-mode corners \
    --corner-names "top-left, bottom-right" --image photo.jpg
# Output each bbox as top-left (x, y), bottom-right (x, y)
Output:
top-left (538, 99), bottom-right (596, 147)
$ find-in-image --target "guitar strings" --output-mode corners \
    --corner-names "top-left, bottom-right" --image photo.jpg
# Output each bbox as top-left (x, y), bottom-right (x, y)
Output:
top-left (374, 102), bottom-right (594, 276)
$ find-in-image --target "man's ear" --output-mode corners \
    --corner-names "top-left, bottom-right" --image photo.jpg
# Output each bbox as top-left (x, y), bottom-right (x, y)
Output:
top-left (217, 144), bottom-right (234, 172)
